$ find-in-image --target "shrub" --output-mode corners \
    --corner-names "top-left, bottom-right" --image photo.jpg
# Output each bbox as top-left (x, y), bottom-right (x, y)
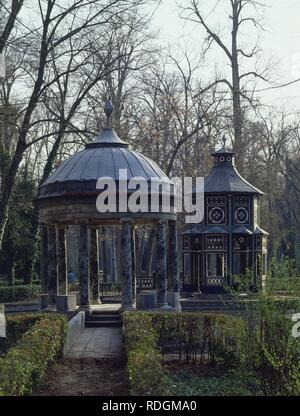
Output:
top-left (0, 285), bottom-right (41, 303)
top-left (0, 314), bottom-right (67, 396)
top-left (243, 295), bottom-right (300, 396)
top-left (1, 313), bottom-right (48, 355)
top-left (151, 312), bottom-right (245, 366)
top-left (123, 313), bottom-right (170, 396)
top-left (123, 312), bottom-right (246, 395)
top-left (5, 313), bottom-right (49, 349)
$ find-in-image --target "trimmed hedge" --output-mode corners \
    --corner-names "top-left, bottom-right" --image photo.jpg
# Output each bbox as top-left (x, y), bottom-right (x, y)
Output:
top-left (0, 279), bottom-right (41, 287)
top-left (123, 313), bottom-right (170, 396)
top-left (0, 285), bottom-right (41, 303)
top-left (0, 314), bottom-right (67, 396)
top-left (4, 313), bottom-right (49, 351)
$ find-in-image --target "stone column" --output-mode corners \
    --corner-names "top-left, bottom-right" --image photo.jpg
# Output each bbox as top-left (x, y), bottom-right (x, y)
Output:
top-left (228, 194), bottom-right (233, 286)
top-left (79, 223), bottom-right (90, 308)
top-left (131, 225), bottom-right (136, 301)
top-left (40, 224), bottom-right (48, 294)
top-left (120, 219), bottom-right (134, 310)
top-left (156, 221), bottom-right (171, 309)
top-left (47, 225), bottom-right (57, 304)
top-left (57, 227), bottom-right (67, 295)
top-left (90, 227), bottom-right (100, 303)
top-left (167, 221), bottom-right (181, 310)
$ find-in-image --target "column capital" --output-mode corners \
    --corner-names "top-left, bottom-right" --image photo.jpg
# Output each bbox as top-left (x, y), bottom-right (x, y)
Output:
top-left (56, 224), bottom-right (68, 229)
top-left (89, 225), bottom-right (99, 230)
top-left (120, 217), bottom-right (134, 224)
top-left (157, 219), bottom-right (168, 226)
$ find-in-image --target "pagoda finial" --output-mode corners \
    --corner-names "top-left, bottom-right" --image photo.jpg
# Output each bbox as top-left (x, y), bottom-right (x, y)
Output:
top-left (222, 134), bottom-right (227, 148)
top-left (104, 100), bottom-right (114, 127)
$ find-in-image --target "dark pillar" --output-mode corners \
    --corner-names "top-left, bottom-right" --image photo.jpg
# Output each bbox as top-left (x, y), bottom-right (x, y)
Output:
top-left (47, 226), bottom-right (57, 304)
top-left (120, 219), bottom-right (134, 310)
top-left (90, 227), bottom-right (100, 303)
top-left (156, 221), bottom-right (171, 309)
top-left (168, 221), bottom-right (179, 291)
top-left (40, 224), bottom-right (48, 294)
top-left (57, 227), bottom-right (67, 295)
top-left (79, 224), bottom-right (90, 308)
top-left (131, 225), bottom-right (136, 301)
top-left (228, 195), bottom-right (233, 285)
top-left (167, 221), bottom-right (181, 310)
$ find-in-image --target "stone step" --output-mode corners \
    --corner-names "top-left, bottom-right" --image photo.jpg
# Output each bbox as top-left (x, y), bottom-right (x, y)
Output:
top-left (85, 320), bottom-right (122, 328)
top-left (88, 315), bottom-right (121, 321)
top-left (91, 310), bottom-right (120, 316)
top-left (85, 309), bottom-right (122, 328)
top-left (101, 297), bottom-right (121, 304)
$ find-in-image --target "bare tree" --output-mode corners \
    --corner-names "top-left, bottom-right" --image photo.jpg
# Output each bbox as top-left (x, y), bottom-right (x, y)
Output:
top-left (131, 53), bottom-right (224, 176)
top-left (0, 0), bottom-right (149, 251)
top-left (181, 0), bottom-right (272, 169)
top-left (0, 0), bottom-right (24, 54)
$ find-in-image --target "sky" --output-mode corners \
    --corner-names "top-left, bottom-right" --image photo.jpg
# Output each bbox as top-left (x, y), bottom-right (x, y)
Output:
top-left (150, 0), bottom-right (300, 114)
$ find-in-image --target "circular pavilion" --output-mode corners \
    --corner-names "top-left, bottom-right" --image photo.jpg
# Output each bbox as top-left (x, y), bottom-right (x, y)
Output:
top-left (38, 102), bottom-right (179, 311)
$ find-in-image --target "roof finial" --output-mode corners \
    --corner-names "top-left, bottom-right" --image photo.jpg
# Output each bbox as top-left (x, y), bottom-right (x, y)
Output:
top-left (104, 100), bottom-right (114, 127)
top-left (222, 134), bottom-right (228, 148)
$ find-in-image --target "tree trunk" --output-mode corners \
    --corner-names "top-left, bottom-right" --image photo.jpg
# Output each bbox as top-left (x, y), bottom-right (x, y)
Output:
top-left (0, 140), bottom-right (26, 250)
top-left (231, 4), bottom-right (244, 171)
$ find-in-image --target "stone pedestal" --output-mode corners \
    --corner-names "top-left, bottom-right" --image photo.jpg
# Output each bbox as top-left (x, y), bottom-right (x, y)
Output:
top-left (136, 290), bottom-right (157, 310)
top-left (56, 294), bottom-right (77, 313)
top-left (167, 291), bottom-right (181, 311)
top-left (40, 294), bottom-right (49, 310)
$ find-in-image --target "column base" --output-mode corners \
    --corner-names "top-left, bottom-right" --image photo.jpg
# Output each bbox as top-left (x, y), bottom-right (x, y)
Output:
top-left (120, 304), bottom-right (136, 312)
top-left (79, 304), bottom-right (92, 313)
top-left (167, 291), bottom-right (182, 311)
top-left (56, 294), bottom-right (77, 313)
top-left (156, 303), bottom-right (172, 310)
top-left (91, 298), bottom-right (102, 305)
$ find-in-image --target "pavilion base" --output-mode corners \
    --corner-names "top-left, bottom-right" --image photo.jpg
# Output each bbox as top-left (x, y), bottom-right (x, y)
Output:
top-left (120, 304), bottom-right (136, 312)
top-left (167, 291), bottom-right (182, 311)
top-left (56, 294), bottom-right (77, 313)
top-left (79, 304), bottom-right (92, 313)
top-left (136, 290), bottom-right (157, 310)
top-left (40, 294), bottom-right (49, 310)
top-left (91, 298), bottom-right (102, 305)
top-left (156, 303), bottom-right (172, 310)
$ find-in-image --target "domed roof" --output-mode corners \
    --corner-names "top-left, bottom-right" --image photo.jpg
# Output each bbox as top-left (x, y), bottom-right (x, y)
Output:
top-left (39, 104), bottom-right (172, 200)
